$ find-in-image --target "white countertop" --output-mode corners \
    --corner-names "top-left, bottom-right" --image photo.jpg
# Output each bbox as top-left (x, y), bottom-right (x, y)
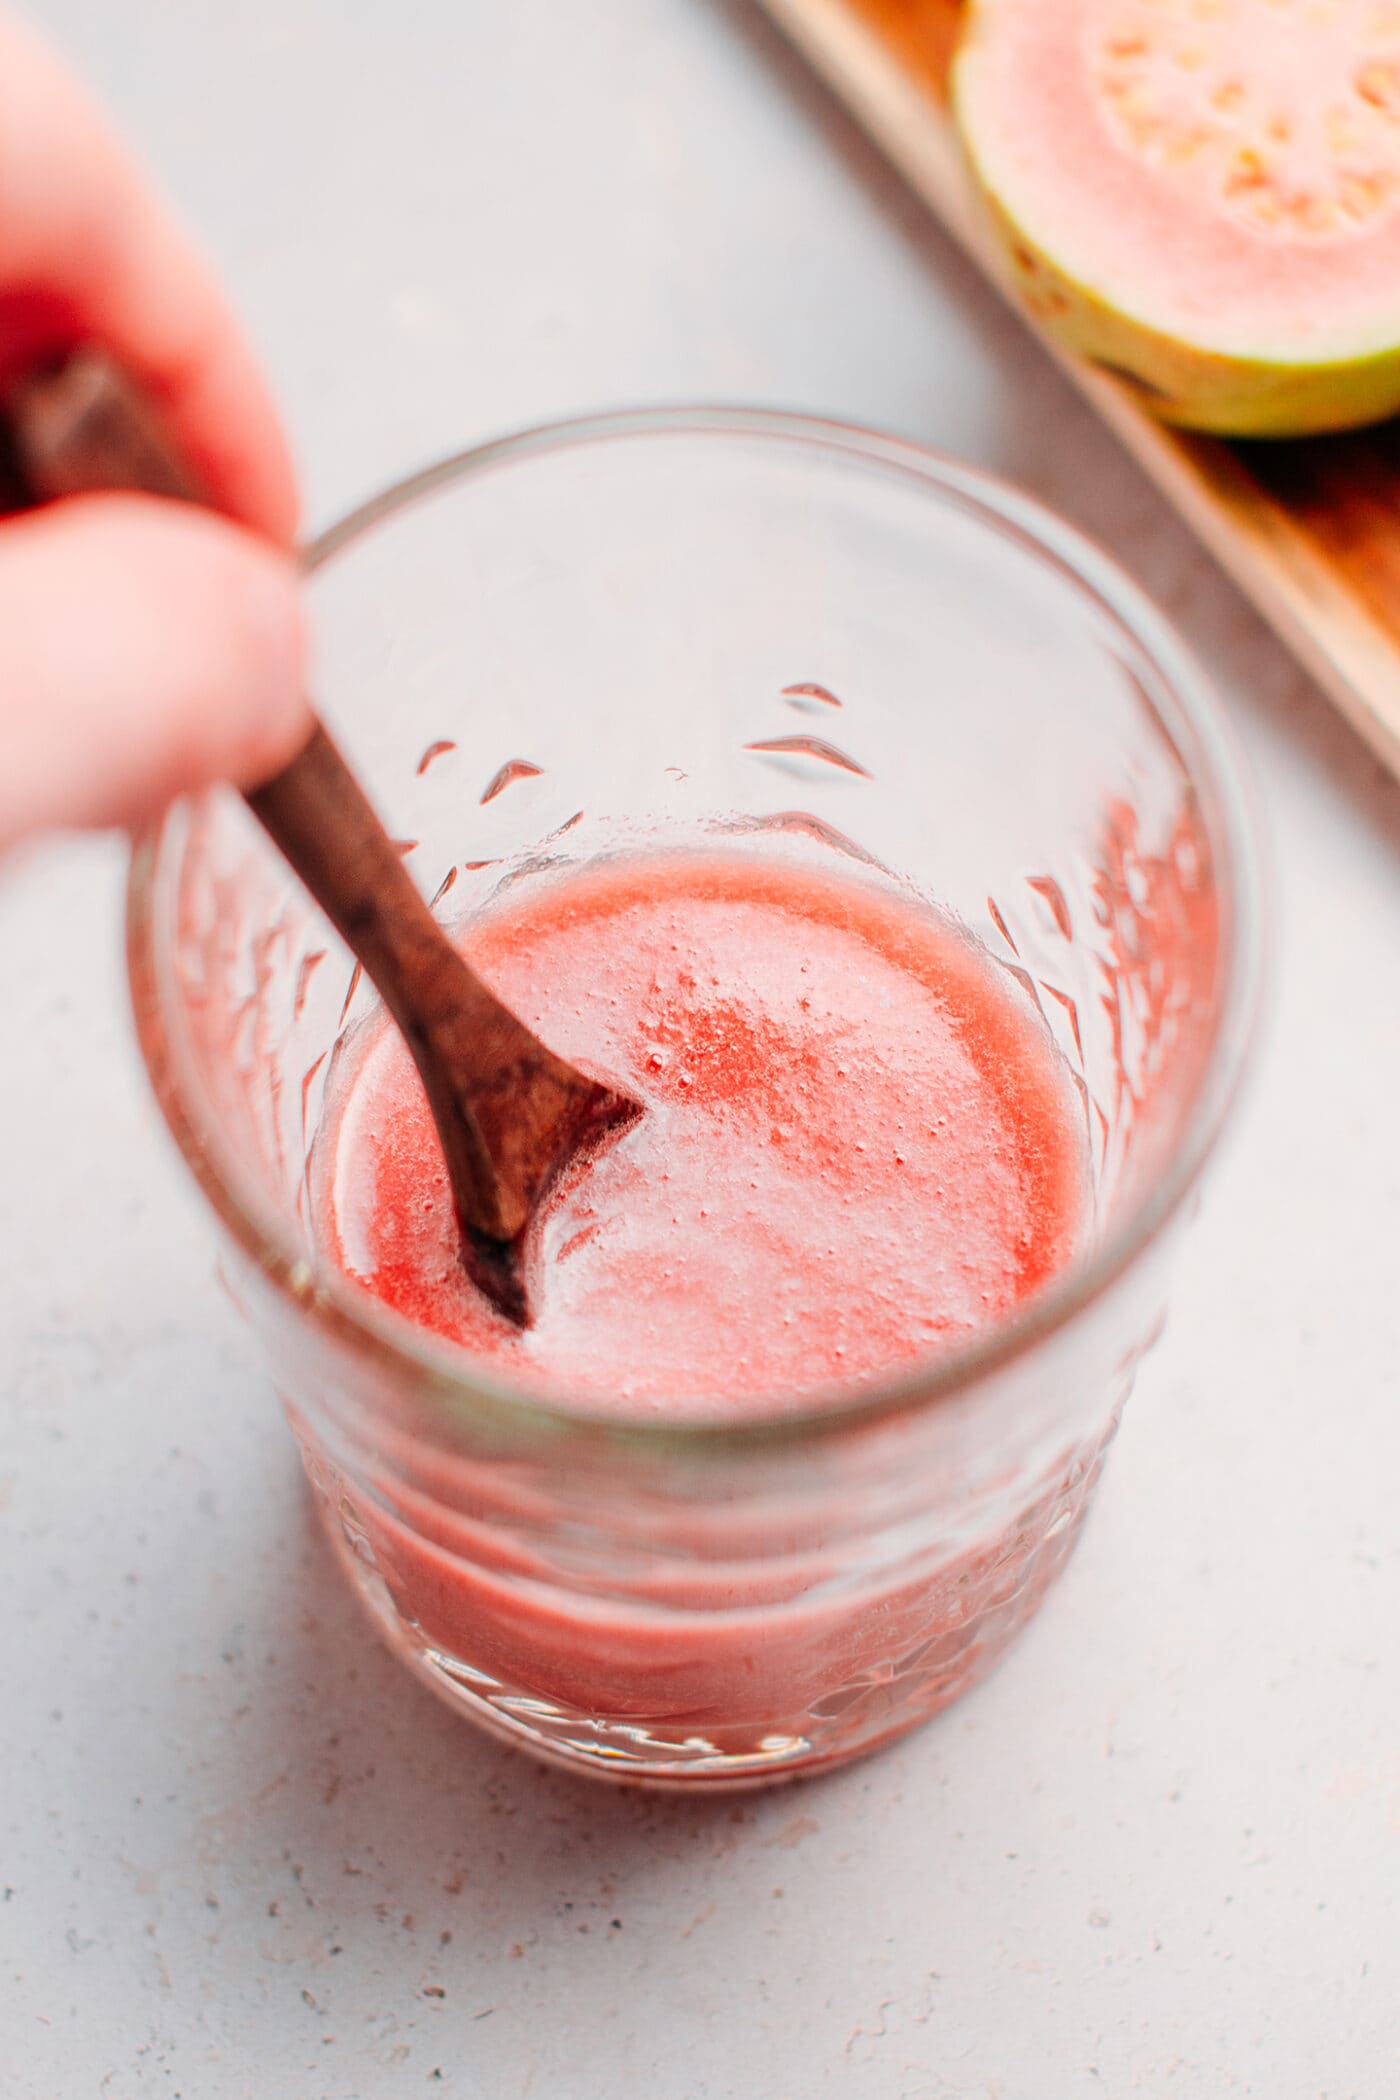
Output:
top-left (3, 4), bottom-right (1397, 2095)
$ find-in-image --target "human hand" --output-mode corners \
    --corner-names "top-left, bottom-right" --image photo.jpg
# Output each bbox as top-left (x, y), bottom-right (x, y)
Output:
top-left (0, 11), bottom-right (310, 852)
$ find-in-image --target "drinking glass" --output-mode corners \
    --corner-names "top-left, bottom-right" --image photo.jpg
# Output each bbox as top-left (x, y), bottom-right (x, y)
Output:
top-left (128, 411), bottom-right (1259, 1786)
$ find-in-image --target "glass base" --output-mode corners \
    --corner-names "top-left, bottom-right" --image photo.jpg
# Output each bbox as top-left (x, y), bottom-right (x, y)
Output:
top-left (315, 1452), bottom-right (1109, 1791)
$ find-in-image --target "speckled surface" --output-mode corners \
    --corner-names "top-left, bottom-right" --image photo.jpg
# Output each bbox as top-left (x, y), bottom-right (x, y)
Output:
top-left (2, 5), bottom-right (1398, 2095)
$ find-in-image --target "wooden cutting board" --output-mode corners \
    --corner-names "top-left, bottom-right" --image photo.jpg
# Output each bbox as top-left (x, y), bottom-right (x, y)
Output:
top-left (756, 0), bottom-right (1400, 780)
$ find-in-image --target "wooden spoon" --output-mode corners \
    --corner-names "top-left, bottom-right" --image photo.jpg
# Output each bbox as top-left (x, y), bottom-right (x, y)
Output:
top-left (2, 351), bottom-right (640, 1327)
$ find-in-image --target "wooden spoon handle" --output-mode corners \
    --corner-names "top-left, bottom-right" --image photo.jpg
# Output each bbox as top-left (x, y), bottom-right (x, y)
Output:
top-left (6, 350), bottom-right (202, 507)
top-left (2, 350), bottom-right (636, 1325)
top-left (243, 718), bottom-right (505, 1231)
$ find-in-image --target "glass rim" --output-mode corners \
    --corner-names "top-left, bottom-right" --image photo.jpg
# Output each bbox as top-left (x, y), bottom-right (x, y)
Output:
top-left (126, 404), bottom-right (1263, 1453)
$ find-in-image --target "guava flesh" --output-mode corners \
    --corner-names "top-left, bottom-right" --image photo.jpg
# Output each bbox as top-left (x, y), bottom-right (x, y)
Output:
top-left (953, 0), bottom-right (1400, 434)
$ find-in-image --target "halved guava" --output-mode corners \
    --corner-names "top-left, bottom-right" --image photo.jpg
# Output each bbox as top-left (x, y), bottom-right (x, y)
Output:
top-left (952, 0), bottom-right (1400, 434)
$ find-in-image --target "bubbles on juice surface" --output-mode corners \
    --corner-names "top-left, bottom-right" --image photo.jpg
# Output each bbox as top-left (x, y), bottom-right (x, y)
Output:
top-left (319, 854), bottom-right (1090, 1415)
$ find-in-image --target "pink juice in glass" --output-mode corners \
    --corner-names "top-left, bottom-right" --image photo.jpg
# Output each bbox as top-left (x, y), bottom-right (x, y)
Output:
top-left (308, 850), bottom-right (1092, 1748)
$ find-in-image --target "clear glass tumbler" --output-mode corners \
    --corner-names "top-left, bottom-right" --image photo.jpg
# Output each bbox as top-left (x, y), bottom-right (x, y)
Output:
top-left (128, 411), bottom-right (1259, 1787)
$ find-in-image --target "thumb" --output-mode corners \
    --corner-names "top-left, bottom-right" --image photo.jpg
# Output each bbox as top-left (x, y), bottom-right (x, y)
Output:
top-left (0, 492), bottom-right (308, 849)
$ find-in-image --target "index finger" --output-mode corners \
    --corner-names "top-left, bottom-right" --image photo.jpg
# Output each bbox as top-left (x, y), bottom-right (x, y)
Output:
top-left (0, 10), bottom-right (298, 543)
